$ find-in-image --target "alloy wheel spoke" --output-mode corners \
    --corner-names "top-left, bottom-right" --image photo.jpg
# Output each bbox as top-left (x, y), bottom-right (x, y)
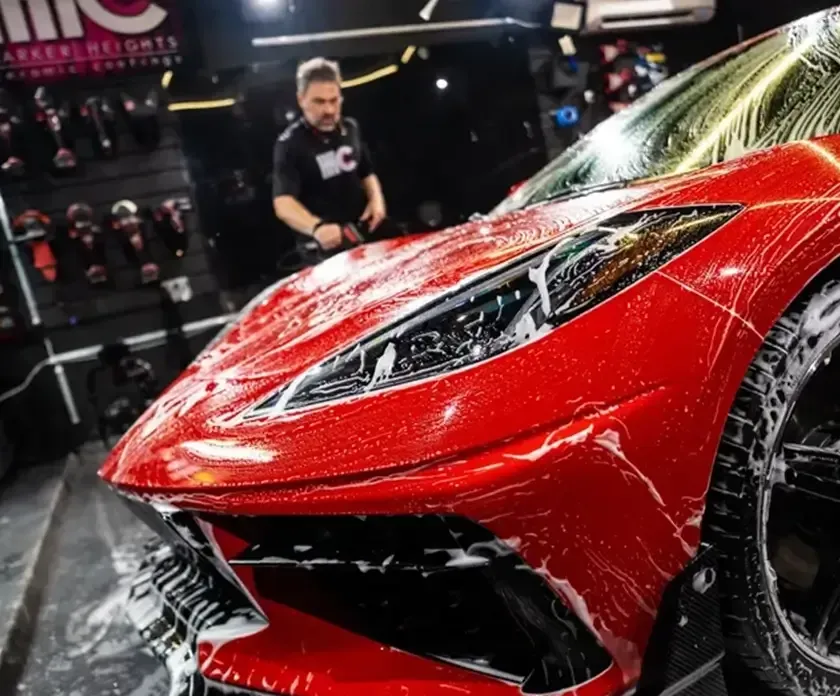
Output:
top-left (778, 443), bottom-right (840, 504)
top-left (805, 547), bottom-right (840, 652)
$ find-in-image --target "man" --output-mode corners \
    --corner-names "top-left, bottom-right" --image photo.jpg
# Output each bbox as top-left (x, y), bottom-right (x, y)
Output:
top-left (273, 58), bottom-right (387, 256)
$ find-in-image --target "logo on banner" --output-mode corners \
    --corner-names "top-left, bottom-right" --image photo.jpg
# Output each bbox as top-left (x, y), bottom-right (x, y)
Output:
top-left (0, 0), bottom-right (183, 80)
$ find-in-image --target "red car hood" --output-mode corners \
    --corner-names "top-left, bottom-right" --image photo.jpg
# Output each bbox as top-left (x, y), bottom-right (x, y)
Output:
top-left (189, 186), bottom-right (650, 382)
top-left (99, 177), bottom-right (706, 493)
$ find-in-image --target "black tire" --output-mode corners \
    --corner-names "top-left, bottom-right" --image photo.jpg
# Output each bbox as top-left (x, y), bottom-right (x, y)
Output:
top-left (707, 276), bottom-right (840, 693)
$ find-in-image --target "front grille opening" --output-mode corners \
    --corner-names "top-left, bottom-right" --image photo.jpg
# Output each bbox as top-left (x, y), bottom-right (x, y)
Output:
top-left (125, 543), bottom-right (268, 696)
top-left (120, 495), bottom-right (266, 622)
top-left (206, 514), bottom-right (612, 694)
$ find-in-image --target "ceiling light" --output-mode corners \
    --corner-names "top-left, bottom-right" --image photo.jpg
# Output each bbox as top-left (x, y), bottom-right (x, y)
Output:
top-left (168, 98), bottom-right (237, 112)
top-left (419, 0), bottom-right (439, 21)
top-left (401, 45), bottom-right (417, 64)
top-left (436, 77), bottom-right (449, 90)
top-left (341, 65), bottom-right (399, 89)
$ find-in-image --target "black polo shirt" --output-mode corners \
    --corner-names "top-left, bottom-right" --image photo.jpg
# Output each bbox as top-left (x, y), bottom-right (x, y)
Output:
top-left (272, 116), bottom-right (374, 226)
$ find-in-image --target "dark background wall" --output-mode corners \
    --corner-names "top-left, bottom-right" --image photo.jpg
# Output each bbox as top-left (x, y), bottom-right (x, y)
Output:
top-left (0, 75), bottom-right (224, 459)
top-left (1, 78), bottom-right (220, 344)
top-left (177, 34), bottom-right (548, 293)
top-left (1, 0), bottom-right (838, 462)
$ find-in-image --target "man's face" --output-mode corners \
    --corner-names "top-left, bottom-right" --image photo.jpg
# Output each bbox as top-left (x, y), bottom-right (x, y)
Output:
top-left (298, 80), bottom-right (342, 132)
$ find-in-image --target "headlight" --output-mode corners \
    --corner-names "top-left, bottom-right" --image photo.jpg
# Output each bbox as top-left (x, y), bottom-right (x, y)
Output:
top-left (250, 205), bottom-right (742, 416)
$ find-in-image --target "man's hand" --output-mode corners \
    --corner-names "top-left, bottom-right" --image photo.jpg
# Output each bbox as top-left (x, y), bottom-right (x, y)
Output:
top-left (361, 198), bottom-right (386, 231)
top-left (314, 223), bottom-right (344, 250)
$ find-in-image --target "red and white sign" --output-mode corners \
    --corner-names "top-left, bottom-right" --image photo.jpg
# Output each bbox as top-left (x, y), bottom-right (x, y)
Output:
top-left (0, 0), bottom-right (182, 80)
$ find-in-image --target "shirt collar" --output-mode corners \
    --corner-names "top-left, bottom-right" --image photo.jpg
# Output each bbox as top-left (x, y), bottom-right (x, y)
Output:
top-left (302, 118), bottom-right (347, 141)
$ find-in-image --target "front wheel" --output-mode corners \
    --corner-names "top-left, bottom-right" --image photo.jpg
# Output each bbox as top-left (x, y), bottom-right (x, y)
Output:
top-left (707, 277), bottom-right (840, 693)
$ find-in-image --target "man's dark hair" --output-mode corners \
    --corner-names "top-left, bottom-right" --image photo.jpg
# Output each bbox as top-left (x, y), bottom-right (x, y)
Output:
top-left (296, 57), bottom-right (342, 95)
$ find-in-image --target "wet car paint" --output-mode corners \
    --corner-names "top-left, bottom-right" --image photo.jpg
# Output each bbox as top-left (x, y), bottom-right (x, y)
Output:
top-left (100, 136), bottom-right (840, 695)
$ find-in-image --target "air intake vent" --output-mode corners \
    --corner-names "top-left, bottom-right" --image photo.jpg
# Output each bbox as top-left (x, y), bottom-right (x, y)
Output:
top-left (206, 513), bottom-right (613, 694)
top-left (601, 9), bottom-right (695, 27)
top-left (584, 0), bottom-right (715, 34)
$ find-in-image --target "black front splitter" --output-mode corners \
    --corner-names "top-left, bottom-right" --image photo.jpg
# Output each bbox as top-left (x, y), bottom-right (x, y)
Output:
top-left (636, 544), bottom-right (729, 696)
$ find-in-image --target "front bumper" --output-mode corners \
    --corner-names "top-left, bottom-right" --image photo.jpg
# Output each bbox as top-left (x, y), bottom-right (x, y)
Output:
top-left (121, 504), bottom-right (621, 696)
top-left (125, 539), bottom-right (733, 696)
top-left (125, 541), bottom-right (267, 696)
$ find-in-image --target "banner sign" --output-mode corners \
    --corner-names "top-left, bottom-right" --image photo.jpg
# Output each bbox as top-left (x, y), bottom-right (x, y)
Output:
top-left (0, 0), bottom-right (183, 81)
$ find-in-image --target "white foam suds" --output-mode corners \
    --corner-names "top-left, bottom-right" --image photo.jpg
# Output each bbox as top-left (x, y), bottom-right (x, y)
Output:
top-left (691, 567), bottom-right (716, 595)
top-left (198, 616), bottom-right (268, 673)
top-left (528, 253), bottom-right (553, 316)
top-left (504, 424), bottom-right (594, 462)
top-left (594, 429), bottom-right (665, 506)
top-left (367, 342), bottom-right (397, 390)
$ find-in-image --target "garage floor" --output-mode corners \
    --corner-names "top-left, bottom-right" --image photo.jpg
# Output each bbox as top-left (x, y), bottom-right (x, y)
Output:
top-left (0, 445), bottom-right (169, 696)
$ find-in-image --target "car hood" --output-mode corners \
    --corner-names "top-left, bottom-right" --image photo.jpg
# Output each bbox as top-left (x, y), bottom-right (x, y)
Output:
top-left (188, 186), bottom-right (651, 382)
top-left (99, 175), bottom-right (711, 494)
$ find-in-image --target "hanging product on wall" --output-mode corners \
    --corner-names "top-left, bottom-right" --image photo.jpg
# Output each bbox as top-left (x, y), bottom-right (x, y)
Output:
top-left (641, 48), bottom-right (669, 87)
top-left (86, 341), bottom-right (161, 447)
top-left (552, 104), bottom-right (581, 128)
top-left (109, 200), bottom-right (160, 284)
top-left (66, 203), bottom-right (108, 285)
top-left (120, 89), bottom-right (161, 149)
top-left (0, 89), bottom-right (25, 177)
top-left (33, 86), bottom-right (77, 172)
top-left (12, 210), bottom-right (58, 282)
top-left (531, 45), bottom-right (606, 144)
top-left (0, 240), bottom-right (22, 337)
top-left (600, 40), bottom-right (669, 112)
top-left (152, 198), bottom-right (191, 258)
top-left (0, 287), bottom-right (16, 331)
top-left (80, 96), bottom-right (118, 159)
top-left (0, 274), bottom-right (21, 334)
top-left (219, 169), bottom-right (256, 205)
top-left (161, 275), bottom-right (193, 303)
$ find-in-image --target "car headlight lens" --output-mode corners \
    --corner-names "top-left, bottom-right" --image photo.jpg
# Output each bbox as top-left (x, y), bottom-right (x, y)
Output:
top-left (250, 205), bottom-right (742, 415)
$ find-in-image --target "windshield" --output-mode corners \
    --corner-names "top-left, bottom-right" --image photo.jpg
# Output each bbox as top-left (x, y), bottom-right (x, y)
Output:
top-left (494, 9), bottom-right (840, 214)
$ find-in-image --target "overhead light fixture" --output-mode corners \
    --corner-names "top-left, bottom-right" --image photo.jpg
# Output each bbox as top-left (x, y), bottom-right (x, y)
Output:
top-left (436, 77), bottom-right (449, 90)
top-left (168, 98), bottom-right (237, 112)
top-left (253, 19), bottom-right (535, 48)
top-left (246, 0), bottom-right (288, 19)
top-left (341, 64), bottom-right (399, 89)
top-left (401, 45), bottom-right (417, 64)
top-left (161, 70), bottom-right (173, 89)
top-left (419, 0), bottom-right (439, 21)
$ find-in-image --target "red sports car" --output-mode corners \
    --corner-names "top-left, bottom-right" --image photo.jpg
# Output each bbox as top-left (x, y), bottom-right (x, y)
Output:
top-left (102, 9), bottom-right (840, 696)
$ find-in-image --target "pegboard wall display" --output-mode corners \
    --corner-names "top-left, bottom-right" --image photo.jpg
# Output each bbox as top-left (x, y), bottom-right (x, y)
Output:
top-left (0, 77), bottom-right (222, 354)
